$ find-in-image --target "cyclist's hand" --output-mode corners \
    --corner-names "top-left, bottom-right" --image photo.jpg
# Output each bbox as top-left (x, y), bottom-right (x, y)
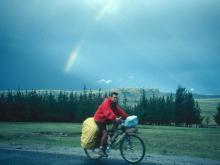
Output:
top-left (115, 117), bottom-right (123, 124)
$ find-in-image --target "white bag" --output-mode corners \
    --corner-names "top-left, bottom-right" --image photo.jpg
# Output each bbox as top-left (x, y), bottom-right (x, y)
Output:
top-left (123, 115), bottom-right (138, 127)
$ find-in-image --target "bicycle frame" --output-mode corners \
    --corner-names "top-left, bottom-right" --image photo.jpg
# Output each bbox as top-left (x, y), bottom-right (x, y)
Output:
top-left (84, 124), bottom-right (145, 164)
top-left (106, 125), bottom-right (137, 151)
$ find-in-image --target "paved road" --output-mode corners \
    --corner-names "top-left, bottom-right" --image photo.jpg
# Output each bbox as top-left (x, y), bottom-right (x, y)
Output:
top-left (0, 149), bottom-right (160, 165)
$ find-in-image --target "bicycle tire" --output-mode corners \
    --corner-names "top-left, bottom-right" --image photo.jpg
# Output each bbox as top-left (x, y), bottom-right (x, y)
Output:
top-left (84, 148), bottom-right (102, 160)
top-left (120, 134), bottom-right (145, 164)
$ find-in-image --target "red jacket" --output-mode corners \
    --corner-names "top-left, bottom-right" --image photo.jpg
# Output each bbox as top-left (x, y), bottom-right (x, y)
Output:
top-left (94, 97), bottom-right (128, 124)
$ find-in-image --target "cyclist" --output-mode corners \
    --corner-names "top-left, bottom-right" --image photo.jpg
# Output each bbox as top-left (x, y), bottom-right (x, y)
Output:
top-left (94, 92), bottom-right (128, 157)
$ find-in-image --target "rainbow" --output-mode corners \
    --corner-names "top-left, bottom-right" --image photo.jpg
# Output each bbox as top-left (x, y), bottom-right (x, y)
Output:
top-left (64, 46), bottom-right (81, 73)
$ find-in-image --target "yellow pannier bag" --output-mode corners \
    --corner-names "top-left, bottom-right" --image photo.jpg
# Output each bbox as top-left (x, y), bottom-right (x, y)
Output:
top-left (81, 117), bottom-right (99, 149)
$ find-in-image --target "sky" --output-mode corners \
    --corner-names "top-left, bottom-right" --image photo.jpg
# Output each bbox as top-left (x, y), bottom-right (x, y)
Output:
top-left (0, 0), bottom-right (220, 94)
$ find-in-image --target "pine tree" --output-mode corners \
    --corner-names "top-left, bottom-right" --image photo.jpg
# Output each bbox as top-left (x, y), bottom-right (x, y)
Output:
top-left (137, 88), bottom-right (148, 124)
top-left (185, 92), bottom-right (194, 125)
top-left (122, 92), bottom-right (128, 109)
top-left (14, 89), bottom-right (25, 121)
top-left (175, 86), bottom-right (187, 125)
top-left (165, 94), bottom-right (175, 124)
top-left (68, 92), bottom-right (77, 121)
top-left (97, 88), bottom-right (103, 105)
top-left (193, 101), bottom-right (202, 125)
top-left (214, 103), bottom-right (220, 125)
top-left (159, 96), bottom-right (166, 125)
top-left (175, 86), bottom-right (201, 126)
top-left (28, 89), bottom-right (41, 121)
top-left (0, 93), bottom-right (6, 121)
top-left (6, 90), bottom-right (14, 121)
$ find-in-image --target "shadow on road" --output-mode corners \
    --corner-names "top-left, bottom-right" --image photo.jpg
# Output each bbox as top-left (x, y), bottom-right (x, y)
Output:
top-left (0, 149), bottom-right (161, 165)
top-left (83, 158), bottom-right (161, 165)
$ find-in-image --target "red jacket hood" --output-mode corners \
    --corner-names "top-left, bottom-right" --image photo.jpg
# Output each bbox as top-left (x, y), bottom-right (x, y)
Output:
top-left (94, 97), bottom-right (128, 123)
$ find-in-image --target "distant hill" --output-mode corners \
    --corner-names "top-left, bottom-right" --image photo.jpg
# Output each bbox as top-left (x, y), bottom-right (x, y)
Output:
top-left (192, 94), bottom-right (220, 99)
top-left (106, 88), bottom-right (168, 106)
top-left (108, 88), bottom-right (220, 106)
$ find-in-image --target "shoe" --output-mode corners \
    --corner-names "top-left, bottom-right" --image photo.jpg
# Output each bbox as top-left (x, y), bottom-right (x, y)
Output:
top-left (98, 149), bottom-right (108, 157)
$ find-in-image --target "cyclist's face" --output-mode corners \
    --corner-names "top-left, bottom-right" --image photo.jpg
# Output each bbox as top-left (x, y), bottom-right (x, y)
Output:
top-left (111, 94), bottom-right (118, 103)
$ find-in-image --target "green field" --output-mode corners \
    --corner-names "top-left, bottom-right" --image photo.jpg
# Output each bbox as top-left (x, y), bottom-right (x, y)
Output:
top-left (0, 122), bottom-right (220, 160)
top-left (196, 98), bottom-right (220, 116)
top-left (196, 98), bottom-right (220, 125)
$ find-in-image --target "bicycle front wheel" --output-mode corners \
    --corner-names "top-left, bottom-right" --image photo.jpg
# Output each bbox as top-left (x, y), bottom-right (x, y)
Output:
top-left (120, 134), bottom-right (145, 164)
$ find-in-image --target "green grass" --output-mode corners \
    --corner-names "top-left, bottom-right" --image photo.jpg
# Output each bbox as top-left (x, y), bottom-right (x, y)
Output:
top-left (138, 125), bottom-right (220, 160)
top-left (196, 98), bottom-right (220, 125)
top-left (0, 122), bottom-right (82, 147)
top-left (196, 98), bottom-right (220, 116)
top-left (0, 122), bottom-right (220, 160)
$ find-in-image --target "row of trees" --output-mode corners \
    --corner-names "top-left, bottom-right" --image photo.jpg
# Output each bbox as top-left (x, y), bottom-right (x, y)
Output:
top-left (1, 86), bottom-right (218, 126)
top-left (132, 86), bottom-right (202, 125)
top-left (0, 87), bottom-right (107, 122)
top-left (214, 103), bottom-right (220, 125)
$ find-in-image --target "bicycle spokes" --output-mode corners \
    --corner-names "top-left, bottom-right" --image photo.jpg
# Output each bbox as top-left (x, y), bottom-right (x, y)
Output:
top-left (120, 135), bottom-right (145, 163)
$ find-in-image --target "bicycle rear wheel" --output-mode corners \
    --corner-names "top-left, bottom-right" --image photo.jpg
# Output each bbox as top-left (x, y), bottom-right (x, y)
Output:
top-left (84, 148), bottom-right (102, 160)
top-left (120, 134), bottom-right (145, 164)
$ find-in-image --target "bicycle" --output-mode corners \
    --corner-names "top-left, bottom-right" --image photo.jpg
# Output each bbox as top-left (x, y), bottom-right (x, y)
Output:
top-left (84, 122), bottom-right (145, 164)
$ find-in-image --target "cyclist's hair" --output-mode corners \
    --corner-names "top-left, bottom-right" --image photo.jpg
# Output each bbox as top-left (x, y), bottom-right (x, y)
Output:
top-left (110, 92), bottom-right (118, 97)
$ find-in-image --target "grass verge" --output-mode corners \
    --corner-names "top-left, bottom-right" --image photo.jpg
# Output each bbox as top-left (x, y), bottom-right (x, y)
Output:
top-left (0, 122), bottom-right (219, 160)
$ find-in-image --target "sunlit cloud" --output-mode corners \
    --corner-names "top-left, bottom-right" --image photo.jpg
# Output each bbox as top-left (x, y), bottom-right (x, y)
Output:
top-left (98, 79), bottom-right (112, 84)
top-left (128, 75), bottom-right (135, 79)
top-left (190, 88), bottom-right (194, 92)
top-left (82, 0), bottom-right (120, 21)
top-left (96, 0), bottom-right (120, 21)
